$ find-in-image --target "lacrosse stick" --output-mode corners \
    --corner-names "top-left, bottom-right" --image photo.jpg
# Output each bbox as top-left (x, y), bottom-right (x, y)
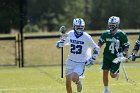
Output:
top-left (59, 26), bottom-right (67, 41)
top-left (121, 62), bottom-right (129, 82)
top-left (59, 26), bottom-right (67, 78)
top-left (134, 56), bottom-right (140, 58)
top-left (120, 56), bottom-right (140, 81)
top-left (114, 61), bottom-right (129, 82)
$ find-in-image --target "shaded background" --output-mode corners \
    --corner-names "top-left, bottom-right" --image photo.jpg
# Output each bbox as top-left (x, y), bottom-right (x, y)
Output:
top-left (0, 0), bottom-right (140, 33)
top-left (0, 0), bottom-right (140, 67)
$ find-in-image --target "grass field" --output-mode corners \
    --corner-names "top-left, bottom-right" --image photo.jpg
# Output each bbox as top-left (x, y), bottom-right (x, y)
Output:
top-left (0, 63), bottom-right (140, 93)
top-left (23, 35), bottom-right (140, 66)
top-left (0, 31), bottom-right (140, 93)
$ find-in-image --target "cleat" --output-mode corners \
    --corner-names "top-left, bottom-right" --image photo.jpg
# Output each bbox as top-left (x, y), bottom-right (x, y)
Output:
top-left (76, 80), bottom-right (82, 92)
top-left (103, 89), bottom-right (109, 93)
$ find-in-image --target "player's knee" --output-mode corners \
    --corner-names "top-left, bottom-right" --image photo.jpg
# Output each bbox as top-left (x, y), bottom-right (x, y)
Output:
top-left (110, 72), bottom-right (115, 78)
top-left (71, 73), bottom-right (79, 83)
top-left (72, 76), bottom-right (79, 83)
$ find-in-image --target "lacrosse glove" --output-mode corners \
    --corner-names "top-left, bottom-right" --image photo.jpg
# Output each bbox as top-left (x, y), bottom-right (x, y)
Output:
top-left (85, 58), bottom-right (95, 68)
top-left (56, 40), bottom-right (65, 48)
top-left (128, 53), bottom-right (136, 61)
top-left (113, 52), bottom-right (126, 64)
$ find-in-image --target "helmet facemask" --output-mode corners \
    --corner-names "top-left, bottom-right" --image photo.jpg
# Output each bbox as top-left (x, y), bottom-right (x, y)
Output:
top-left (74, 25), bottom-right (84, 35)
top-left (108, 24), bottom-right (118, 32)
top-left (108, 16), bottom-right (120, 33)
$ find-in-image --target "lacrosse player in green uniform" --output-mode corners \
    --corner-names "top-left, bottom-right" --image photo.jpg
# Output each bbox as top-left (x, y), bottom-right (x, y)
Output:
top-left (128, 34), bottom-right (140, 61)
top-left (98, 16), bottom-right (130, 93)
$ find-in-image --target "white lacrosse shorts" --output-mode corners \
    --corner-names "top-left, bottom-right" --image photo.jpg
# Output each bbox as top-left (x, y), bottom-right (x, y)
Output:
top-left (65, 59), bottom-right (85, 76)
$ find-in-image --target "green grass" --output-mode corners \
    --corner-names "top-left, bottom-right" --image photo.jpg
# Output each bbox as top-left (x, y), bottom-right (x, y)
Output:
top-left (23, 35), bottom-right (140, 66)
top-left (0, 63), bottom-right (139, 93)
top-left (0, 31), bottom-right (140, 65)
top-left (0, 30), bottom-right (140, 93)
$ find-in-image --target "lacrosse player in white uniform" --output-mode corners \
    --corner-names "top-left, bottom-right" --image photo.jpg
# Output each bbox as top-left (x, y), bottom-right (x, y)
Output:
top-left (56, 18), bottom-right (100, 93)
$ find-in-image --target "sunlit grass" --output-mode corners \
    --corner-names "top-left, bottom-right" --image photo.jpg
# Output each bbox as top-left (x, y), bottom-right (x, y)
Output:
top-left (0, 30), bottom-right (140, 93)
top-left (0, 31), bottom-right (140, 65)
top-left (0, 63), bottom-right (139, 93)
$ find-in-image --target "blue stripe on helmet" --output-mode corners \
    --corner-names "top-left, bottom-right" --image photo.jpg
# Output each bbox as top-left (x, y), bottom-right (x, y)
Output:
top-left (79, 18), bottom-right (81, 26)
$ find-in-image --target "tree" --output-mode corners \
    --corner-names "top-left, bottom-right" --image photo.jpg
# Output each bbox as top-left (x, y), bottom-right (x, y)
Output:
top-left (0, 0), bottom-right (20, 33)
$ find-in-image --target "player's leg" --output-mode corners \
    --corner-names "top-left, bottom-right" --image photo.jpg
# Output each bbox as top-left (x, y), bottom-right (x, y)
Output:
top-left (103, 70), bottom-right (109, 93)
top-left (103, 70), bottom-right (109, 86)
top-left (65, 60), bottom-right (74, 93)
top-left (71, 72), bottom-right (82, 92)
top-left (110, 62), bottom-right (121, 80)
top-left (102, 57), bottom-right (111, 93)
top-left (66, 74), bottom-right (72, 93)
top-left (72, 62), bottom-right (85, 92)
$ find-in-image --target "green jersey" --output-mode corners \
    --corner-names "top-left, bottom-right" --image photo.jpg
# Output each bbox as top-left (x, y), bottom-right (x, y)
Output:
top-left (99, 30), bottom-right (129, 58)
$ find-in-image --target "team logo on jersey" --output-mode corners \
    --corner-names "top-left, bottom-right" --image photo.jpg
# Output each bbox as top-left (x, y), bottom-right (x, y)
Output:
top-left (106, 37), bottom-right (118, 42)
top-left (70, 39), bottom-right (84, 44)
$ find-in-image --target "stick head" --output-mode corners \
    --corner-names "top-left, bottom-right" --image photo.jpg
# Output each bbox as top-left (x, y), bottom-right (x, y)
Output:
top-left (59, 26), bottom-right (66, 34)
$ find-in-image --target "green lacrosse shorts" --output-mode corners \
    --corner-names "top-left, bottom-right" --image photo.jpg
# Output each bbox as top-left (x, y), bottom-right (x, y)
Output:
top-left (102, 55), bottom-right (121, 73)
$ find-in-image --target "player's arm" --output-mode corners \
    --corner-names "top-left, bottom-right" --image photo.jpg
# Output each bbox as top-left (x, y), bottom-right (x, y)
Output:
top-left (123, 36), bottom-right (130, 55)
top-left (128, 35), bottom-right (140, 61)
top-left (98, 33), bottom-right (105, 48)
top-left (132, 35), bottom-right (140, 54)
top-left (92, 43), bottom-right (100, 60)
top-left (56, 34), bottom-right (69, 48)
top-left (117, 33), bottom-right (130, 57)
top-left (85, 47), bottom-right (100, 68)
top-left (120, 42), bottom-right (129, 57)
top-left (98, 42), bottom-right (103, 48)
top-left (89, 36), bottom-right (100, 60)
top-left (85, 36), bottom-right (100, 67)
top-left (113, 33), bottom-right (130, 63)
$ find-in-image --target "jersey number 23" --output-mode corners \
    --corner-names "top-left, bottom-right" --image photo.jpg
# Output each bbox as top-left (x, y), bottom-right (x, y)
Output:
top-left (70, 44), bottom-right (82, 54)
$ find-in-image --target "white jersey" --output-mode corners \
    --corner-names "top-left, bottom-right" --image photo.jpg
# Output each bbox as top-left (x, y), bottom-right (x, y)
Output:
top-left (64, 30), bottom-right (98, 63)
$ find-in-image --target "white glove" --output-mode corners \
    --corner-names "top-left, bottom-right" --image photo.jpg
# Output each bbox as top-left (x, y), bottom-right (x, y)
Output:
top-left (85, 58), bottom-right (95, 68)
top-left (113, 52), bottom-right (125, 64)
top-left (56, 40), bottom-right (64, 48)
top-left (113, 57), bottom-right (127, 64)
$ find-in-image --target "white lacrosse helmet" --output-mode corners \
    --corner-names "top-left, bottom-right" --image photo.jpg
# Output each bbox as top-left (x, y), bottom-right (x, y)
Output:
top-left (108, 16), bottom-right (120, 32)
top-left (73, 18), bottom-right (85, 35)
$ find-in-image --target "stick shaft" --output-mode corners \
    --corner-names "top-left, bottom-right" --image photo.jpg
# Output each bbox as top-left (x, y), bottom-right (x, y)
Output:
top-left (121, 63), bottom-right (128, 81)
top-left (61, 47), bottom-right (64, 78)
top-left (134, 56), bottom-right (140, 58)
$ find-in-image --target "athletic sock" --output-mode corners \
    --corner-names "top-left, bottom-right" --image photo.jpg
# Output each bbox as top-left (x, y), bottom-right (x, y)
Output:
top-left (104, 86), bottom-right (108, 90)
